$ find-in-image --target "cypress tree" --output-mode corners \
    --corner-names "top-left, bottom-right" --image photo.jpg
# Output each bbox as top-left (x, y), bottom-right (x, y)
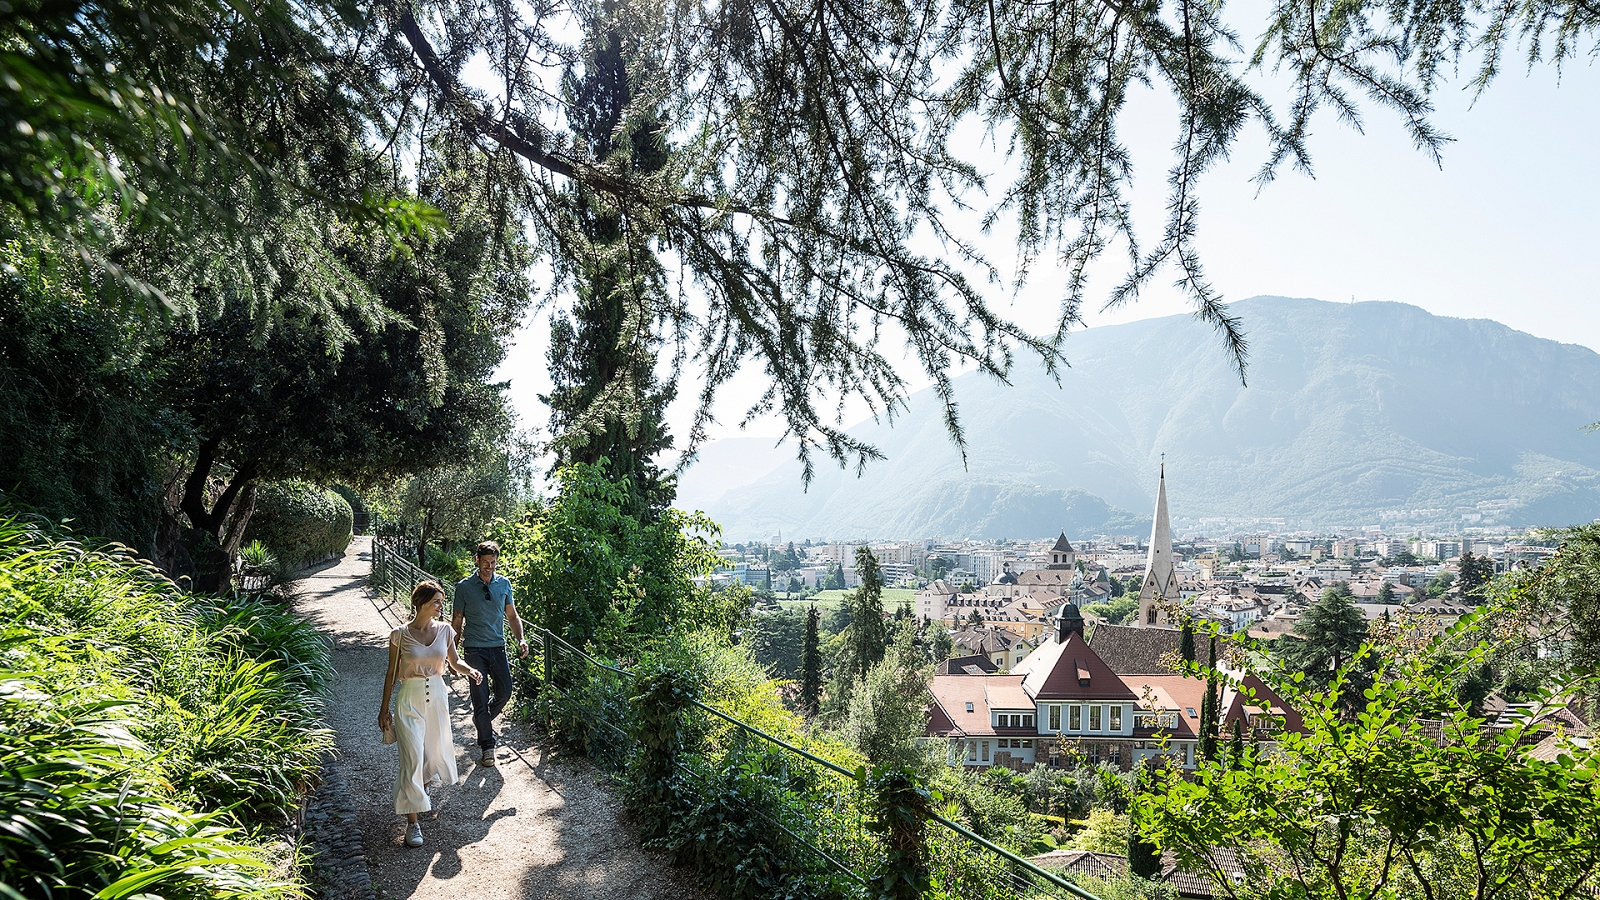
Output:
top-left (1128, 760), bottom-right (1164, 879)
top-left (1201, 635), bottom-right (1220, 761)
top-left (541, 23), bottom-right (677, 520)
top-left (842, 547), bottom-right (888, 683)
top-left (1180, 618), bottom-right (1196, 664)
top-left (1230, 719), bottom-right (1245, 769)
top-left (800, 605), bottom-right (822, 717)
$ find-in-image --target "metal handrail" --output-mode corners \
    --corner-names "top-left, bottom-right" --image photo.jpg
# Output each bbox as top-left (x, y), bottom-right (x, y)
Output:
top-left (370, 539), bottom-right (439, 622)
top-left (928, 813), bottom-right (1103, 900)
top-left (527, 625), bottom-right (1103, 900)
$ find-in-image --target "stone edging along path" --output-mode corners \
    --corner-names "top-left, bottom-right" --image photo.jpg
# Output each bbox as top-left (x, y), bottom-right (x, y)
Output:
top-left (301, 752), bottom-right (379, 900)
top-left (292, 536), bottom-right (711, 900)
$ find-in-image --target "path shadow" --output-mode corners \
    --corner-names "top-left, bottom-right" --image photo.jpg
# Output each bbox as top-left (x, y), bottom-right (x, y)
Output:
top-left (376, 764), bottom-right (518, 896)
top-left (501, 722), bottom-right (711, 900)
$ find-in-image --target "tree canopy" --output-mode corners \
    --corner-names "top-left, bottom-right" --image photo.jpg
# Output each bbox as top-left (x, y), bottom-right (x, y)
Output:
top-left (1275, 583), bottom-right (1371, 693)
top-left (10, 0), bottom-right (1593, 479)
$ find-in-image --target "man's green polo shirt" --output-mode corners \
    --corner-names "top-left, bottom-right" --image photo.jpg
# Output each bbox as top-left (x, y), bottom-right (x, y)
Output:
top-left (455, 573), bottom-right (514, 648)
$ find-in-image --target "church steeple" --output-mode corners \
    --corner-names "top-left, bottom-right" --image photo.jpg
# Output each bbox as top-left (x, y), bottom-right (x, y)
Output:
top-left (1137, 463), bottom-right (1179, 628)
top-left (1047, 532), bottom-right (1076, 569)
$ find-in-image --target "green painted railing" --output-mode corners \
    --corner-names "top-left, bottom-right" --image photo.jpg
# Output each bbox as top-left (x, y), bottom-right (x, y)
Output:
top-left (370, 538), bottom-right (434, 623)
top-left (533, 629), bottom-right (1104, 900)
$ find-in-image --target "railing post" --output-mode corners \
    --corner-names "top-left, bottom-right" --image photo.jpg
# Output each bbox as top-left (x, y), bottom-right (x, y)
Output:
top-left (632, 668), bottom-right (692, 843)
top-left (546, 643), bottom-right (555, 692)
top-left (865, 767), bottom-right (933, 900)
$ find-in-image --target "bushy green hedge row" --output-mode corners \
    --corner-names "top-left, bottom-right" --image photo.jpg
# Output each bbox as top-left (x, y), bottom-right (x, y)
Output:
top-left (0, 514), bottom-right (332, 899)
top-left (244, 480), bottom-right (353, 568)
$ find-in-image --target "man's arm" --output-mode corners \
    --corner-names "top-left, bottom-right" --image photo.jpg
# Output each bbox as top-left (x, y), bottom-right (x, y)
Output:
top-left (505, 600), bottom-right (528, 658)
top-left (451, 584), bottom-right (465, 646)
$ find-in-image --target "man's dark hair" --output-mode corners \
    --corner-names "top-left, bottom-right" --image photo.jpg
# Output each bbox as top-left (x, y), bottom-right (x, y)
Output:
top-left (475, 540), bottom-right (500, 558)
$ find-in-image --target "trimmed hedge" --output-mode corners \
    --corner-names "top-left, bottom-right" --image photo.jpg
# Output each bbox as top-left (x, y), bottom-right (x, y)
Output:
top-left (244, 480), bottom-right (353, 568)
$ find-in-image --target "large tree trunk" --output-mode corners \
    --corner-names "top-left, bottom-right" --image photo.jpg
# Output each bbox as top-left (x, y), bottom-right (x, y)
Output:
top-left (167, 439), bottom-right (259, 595)
top-left (219, 483), bottom-right (258, 561)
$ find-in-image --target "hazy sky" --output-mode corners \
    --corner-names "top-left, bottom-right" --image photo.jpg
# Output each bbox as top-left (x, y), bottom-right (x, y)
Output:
top-left (495, 50), bottom-right (1600, 448)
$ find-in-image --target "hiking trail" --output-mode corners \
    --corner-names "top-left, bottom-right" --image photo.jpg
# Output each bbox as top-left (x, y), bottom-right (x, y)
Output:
top-left (294, 536), bottom-right (710, 899)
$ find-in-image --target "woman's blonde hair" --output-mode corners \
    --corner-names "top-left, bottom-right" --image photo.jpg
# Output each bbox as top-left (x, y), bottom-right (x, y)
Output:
top-left (410, 579), bottom-right (446, 610)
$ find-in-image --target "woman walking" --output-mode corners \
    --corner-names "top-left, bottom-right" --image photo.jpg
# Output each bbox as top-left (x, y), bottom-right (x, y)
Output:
top-left (378, 580), bottom-right (481, 847)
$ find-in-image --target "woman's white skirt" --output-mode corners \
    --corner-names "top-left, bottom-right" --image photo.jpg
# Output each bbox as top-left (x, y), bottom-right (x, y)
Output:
top-left (393, 675), bottom-right (458, 814)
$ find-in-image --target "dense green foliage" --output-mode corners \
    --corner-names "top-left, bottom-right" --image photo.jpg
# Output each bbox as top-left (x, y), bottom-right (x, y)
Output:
top-left (1510, 525), bottom-right (1600, 670)
top-left (242, 480), bottom-right (353, 568)
top-left (378, 436), bottom-right (526, 561)
top-left (1142, 608), bottom-right (1600, 900)
top-left (1273, 583), bottom-right (1371, 693)
top-left (0, 246), bottom-right (169, 547)
top-left (0, 138), bottom-right (531, 589)
top-left (493, 461), bottom-right (735, 652)
top-left (840, 624), bottom-right (936, 774)
top-left (746, 607), bottom-right (806, 683)
top-left (840, 548), bottom-right (889, 687)
top-left (0, 514), bottom-right (332, 898)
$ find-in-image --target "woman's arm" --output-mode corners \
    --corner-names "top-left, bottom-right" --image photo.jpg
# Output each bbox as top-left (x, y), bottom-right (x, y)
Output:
top-left (378, 641), bottom-right (401, 730)
top-left (446, 631), bottom-right (482, 683)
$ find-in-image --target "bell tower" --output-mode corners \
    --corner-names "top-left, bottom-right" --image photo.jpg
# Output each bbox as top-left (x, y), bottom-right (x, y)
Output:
top-left (1137, 463), bottom-right (1180, 628)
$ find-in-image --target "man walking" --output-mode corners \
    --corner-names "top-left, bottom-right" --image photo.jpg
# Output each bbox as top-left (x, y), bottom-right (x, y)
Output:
top-left (452, 540), bottom-right (527, 767)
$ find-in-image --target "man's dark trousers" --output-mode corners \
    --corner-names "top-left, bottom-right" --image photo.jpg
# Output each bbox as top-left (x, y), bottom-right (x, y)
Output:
top-left (464, 645), bottom-right (513, 750)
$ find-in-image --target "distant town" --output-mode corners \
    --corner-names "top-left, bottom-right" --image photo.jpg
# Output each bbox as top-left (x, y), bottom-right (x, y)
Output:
top-left (709, 471), bottom-right (1553, 648)
top-left (713, 466), bottom-right (1569, 785)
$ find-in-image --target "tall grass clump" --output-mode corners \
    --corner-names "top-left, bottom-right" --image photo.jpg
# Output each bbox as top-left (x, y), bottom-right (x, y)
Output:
top-left (0, 513), bottom-right (332, 898)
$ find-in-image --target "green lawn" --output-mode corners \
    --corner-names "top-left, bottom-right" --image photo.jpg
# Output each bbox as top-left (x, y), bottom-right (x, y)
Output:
top-left (776, 588), bottom-right (917, 611)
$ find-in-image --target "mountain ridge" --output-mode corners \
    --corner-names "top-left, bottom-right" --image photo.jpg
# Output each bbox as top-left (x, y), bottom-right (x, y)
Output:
top-left (684, 297), bottom-right (1600, 540)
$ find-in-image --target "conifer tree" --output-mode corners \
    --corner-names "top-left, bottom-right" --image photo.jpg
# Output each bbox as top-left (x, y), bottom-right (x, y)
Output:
top-left (1458, 551), bottom-right (1495, 601)
top-left (1180, 619), bottom-right (1196, 664)
top-left (800, 605), bottom-right (823, 717)
top-left (541, 20), bottom-right (676, 519)
top-left (1276, 583), bottom-right (1372, 693)
top-left (1201, 635), bottom-right (1220, 761)
top-left (1230, 719), bottom-right (1245, 769)
top-left (841, 547), bottom-right (888, 684)
top-left (1128, 760), bottom-right (1164, 879)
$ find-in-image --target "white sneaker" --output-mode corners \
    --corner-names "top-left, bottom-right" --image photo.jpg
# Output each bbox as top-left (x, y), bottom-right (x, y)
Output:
top-left (480, 748), bottom-right (497, 767)
top-left (405, 822), bottom-right (423, 847)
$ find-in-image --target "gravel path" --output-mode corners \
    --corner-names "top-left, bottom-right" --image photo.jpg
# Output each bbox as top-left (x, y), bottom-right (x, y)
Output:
top-left (294, 537), bottom-right (710, 900)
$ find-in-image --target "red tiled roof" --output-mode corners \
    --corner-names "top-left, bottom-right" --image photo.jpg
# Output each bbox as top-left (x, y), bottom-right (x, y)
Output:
top-left (1124, 674), bottom-right (1206, 740)
top-left (1020, 632), bottom-right (1138, 701)
top-left (1221, 674), bottom-right (1306, 734)
top-left (925, 675), bottom-right (1032, 737)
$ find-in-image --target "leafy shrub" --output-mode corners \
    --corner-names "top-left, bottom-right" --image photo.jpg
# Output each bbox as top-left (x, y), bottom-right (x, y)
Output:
top-left (1064, 808), bottom-right (1131, 853)
top-left (934, 768), bottom-right (1046, 853)
top-left (244, 480), bottom-right (353, 568)
top-left (0, 514), bottom-right (325, 897)
top-left (0, 675), bottom-right (294, 900)
top-left (329, 483), bottom-right (368, 516)
top-left (0, 255), bottom-right (168, 553)
top-left (424, 544), bottom-right (474, 584)
top-left (237, 539), bottom-right (285, 590)
top-left (658, 744), bottom-right (853, 900)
